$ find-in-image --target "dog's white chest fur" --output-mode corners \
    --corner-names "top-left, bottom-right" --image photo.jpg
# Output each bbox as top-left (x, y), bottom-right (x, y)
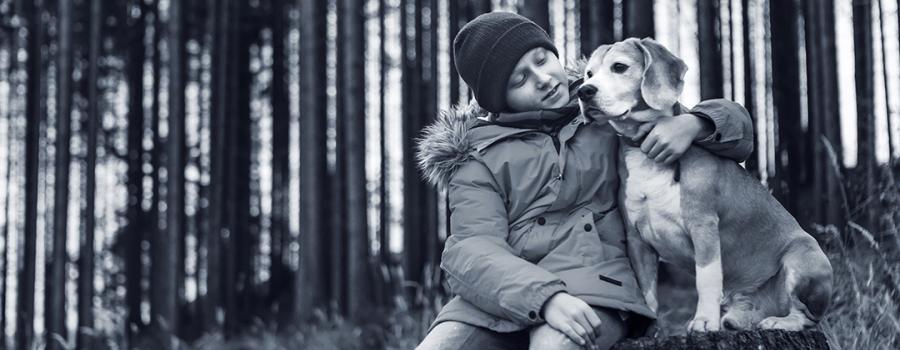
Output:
top-left (621, 147), bottom-right (693, 264)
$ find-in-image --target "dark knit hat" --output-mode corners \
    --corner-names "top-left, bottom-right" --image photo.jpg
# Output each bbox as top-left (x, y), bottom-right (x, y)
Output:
top-left (453, 12), bottom-right (558, 113)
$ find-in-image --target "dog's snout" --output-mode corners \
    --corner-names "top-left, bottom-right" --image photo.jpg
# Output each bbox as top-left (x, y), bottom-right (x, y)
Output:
top-left (577, 85), bottom-right (597, 101)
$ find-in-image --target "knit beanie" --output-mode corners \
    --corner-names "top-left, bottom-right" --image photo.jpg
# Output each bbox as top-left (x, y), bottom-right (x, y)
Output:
top-left (453, 12), bottom-right (558, 113)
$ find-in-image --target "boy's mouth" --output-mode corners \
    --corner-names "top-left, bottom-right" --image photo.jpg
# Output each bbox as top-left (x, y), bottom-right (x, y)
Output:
top-left (543, 83), bottom-right (561, 102)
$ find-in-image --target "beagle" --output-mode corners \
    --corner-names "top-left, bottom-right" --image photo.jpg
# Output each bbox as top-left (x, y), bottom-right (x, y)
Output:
top-left (578, 38), bottom-right (833, 333)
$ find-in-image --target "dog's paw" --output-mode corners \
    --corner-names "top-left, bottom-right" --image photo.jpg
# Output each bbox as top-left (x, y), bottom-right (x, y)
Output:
top-left (757, 315), bottom-right (807, 331)
top-left (687, 316), bottom-right (720, 332)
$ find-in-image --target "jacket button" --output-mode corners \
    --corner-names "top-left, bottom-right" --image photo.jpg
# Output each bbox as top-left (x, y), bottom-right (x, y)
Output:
top-left (528, 311), bottom-right (538, 320)
top-left (584, 224), bottom-right (593, 231)
top-left (537, 217), bottom-right (546, 225)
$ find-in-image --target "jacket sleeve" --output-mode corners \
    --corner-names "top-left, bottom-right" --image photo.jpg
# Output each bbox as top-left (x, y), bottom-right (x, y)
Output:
top-left (689, 99), bottom-right (755, 163)
top-left (441, 159), bottom-right (567, 326)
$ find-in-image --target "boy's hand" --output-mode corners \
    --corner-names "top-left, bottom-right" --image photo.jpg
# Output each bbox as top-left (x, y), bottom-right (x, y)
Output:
top-left (640, 113), bottom-right (713, 165)
top-left (541, 292), bottom-right (603, 347)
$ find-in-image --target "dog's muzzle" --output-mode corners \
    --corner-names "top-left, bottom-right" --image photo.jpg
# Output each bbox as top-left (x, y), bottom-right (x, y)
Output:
top-left (577, 85), bottom-right (597, 101)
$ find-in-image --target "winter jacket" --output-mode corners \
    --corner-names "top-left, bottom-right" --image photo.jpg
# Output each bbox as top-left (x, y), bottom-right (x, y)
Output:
top-left (415, 63), bottom-right (755, 333)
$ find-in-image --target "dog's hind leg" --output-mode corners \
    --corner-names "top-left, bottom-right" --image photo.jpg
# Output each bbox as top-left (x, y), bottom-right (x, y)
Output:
top-left (758, 237), bottom-right (833, 330)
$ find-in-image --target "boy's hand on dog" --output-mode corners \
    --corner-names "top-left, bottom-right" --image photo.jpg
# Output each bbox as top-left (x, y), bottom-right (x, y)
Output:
top-left (639, 113), bottom-right (712, 165)
top-left (542, 292), bottom-right (603, 348)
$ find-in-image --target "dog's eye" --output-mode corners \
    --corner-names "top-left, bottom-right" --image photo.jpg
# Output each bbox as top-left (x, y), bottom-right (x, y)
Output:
top-left (612, 63), bottom-right (629, 73)
top-left (586, 71), bottom-right (593, 78)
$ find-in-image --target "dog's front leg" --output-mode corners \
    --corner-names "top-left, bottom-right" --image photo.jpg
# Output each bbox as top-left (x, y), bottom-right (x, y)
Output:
top-left (685, 212), bottom-right (723, 333)
top-left (626, 232), bottom-right (659, 313)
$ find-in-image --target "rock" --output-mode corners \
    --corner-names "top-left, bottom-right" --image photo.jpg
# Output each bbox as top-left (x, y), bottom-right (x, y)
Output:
top-left (611, 330), bottom-right (830, 350)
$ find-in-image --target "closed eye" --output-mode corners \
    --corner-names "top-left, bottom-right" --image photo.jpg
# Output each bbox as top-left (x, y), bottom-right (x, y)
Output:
top-left (611, 63), bottom-right (628, 73)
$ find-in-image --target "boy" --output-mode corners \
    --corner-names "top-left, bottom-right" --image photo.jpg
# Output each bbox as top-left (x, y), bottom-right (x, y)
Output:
top-left (415, 11), bottom-right (753, 350)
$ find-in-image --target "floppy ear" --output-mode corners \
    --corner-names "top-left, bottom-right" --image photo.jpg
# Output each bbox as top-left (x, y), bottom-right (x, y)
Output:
top-left (638, 38), bottom-right (687, 111)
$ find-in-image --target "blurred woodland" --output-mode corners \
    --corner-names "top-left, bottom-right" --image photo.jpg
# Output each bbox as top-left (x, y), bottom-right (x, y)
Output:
top-left (0, 0), bottom-right (898, 349)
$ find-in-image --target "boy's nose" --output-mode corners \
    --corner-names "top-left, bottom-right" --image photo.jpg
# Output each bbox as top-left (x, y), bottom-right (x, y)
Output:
top-left (578, 85), bottom-right (597, 100)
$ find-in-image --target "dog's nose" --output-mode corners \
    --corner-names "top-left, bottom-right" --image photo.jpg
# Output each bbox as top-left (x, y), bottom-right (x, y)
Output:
top-left (578, 85), bottom-right (597, 101)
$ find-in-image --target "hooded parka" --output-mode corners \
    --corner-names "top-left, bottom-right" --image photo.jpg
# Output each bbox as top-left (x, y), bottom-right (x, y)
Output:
top-left (415, 63), bottom-right (754, 334)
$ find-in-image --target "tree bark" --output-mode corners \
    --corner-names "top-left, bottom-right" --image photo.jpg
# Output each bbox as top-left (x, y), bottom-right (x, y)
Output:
top-left (401, 0), bottom-right (425, 297)
top-left (698, 0), bottom-right (724, 99)
top-left (46, 0), bottom-right (73, 347)
top-left (803, 0), bottom-right (843, 229)
top-left (296, 0), bottom-right (329, 323)
top-left (519, 0), bottom-right (551, 34)
top-left (612, 330), bottom-right (830, 350)
top-left (122, 1), bottom-right (147, 343)
top-left (769, 0), bottom-right (808, 227)
top-left (18, 0), bottom-right (42, 348)
top-left (852, 0), bottom-right (879, 232)
top-left (580, 0), bottom-right (615, 57)
top-left (624, 0), bottom-right (654, 38)
top-left (337, 0), bottom-right (371, 322)
top-left (269, 0), bottom-right (291, 325)
top-left (76, 0), bottom-right (102, 349)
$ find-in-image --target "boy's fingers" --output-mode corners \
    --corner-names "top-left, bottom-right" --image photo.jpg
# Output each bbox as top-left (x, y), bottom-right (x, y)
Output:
top-left (663, 153), bottom-right (680, 165)
top-left (640, 133), bottom-right (658, 154)
top-left (633, 122), bottom-right (655, 140)
top-left (654, 148), bottom-right (673, 163)
top-left (575, 312), bottom-right (597, 340)
top-left (561, 324), bottom-right (586, 346)
top-left (648, 142), bottom-right (666, 159)
top-left (585, 310), bottom-right (604, 334)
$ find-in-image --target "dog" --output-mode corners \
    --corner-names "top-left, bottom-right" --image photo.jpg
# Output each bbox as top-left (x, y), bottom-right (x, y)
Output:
top-left (576, 37), bottom-right (833, 333)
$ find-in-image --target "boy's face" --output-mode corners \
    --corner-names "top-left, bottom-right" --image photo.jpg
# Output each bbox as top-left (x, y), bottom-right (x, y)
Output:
top-left (504, 47), bottom-right (569, 112)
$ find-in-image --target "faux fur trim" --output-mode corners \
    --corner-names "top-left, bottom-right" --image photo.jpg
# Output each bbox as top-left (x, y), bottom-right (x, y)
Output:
top-left (415, 100), bottom-right (487, 189)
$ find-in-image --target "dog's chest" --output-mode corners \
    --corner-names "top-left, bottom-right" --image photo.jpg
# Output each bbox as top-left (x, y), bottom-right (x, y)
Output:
top-left (620, 147), bottom-right (693, 262)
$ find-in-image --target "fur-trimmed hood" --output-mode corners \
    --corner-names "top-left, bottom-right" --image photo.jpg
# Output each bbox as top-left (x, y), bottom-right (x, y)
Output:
top-left (416, 59), bottom-right (587, 189)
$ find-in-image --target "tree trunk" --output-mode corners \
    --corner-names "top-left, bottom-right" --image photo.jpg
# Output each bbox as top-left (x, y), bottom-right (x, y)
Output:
top-left (448, 0), bottom-right (461, 106)
top-left (580, 0), bottom-right (615, 57)
top-left (623, 0), bottom-right (654, 38)
top-left (337, 0), bottom-right (371, 322)
top-left (852, 0), bottom-right (878, 232)
top-left (741, 0), bottom-right (759, 176)
top-left (122, 1), bottom-right (147, 343)
top-left (45, 0), bottom-right (73, 347)
top-left (205, 0), bottom-right (230, 331)
top-left (18, 0), bottom-right (42, 348)
top-left (0, 32), bottom-right (14, 349)
top-left (401, 0), bottom-right (425, 297)
top-left (519, 0), bottom-right (551, 34)
top-left (802, 0), bottom-right (843, 230)
top-left (269, 0), bottom-right (291, 326)
top-left (224, 0), bottom-right (254, 333)
top-left (150, 0), bottom-right (184, 346)
top-left (698, 0), bottom-right (724, 99)
top-left (77, 1), bottom-right (102, 349)
top-left (296, 0), bottom-right (329, 323)
top-left (611, 330), bottom-right (830, 350)
top-left (769, 0), bottom-right (808, 227)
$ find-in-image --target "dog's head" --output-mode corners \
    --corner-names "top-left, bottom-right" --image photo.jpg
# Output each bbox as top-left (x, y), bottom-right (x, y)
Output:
top-left (578, 38), bottom-right (687, 124)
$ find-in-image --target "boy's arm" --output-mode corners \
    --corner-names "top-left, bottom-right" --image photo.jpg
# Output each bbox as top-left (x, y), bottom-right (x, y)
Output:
top-left (689, 99), bottom-right (755, 162)
top-left (442, 160), bottom-right (567, 326)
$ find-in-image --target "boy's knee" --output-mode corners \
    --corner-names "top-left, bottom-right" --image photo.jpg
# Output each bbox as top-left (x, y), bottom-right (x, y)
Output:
top-left (529, 324), bottom-right (582, 350)
top-left (416, 321), bottom-right (476, 350)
